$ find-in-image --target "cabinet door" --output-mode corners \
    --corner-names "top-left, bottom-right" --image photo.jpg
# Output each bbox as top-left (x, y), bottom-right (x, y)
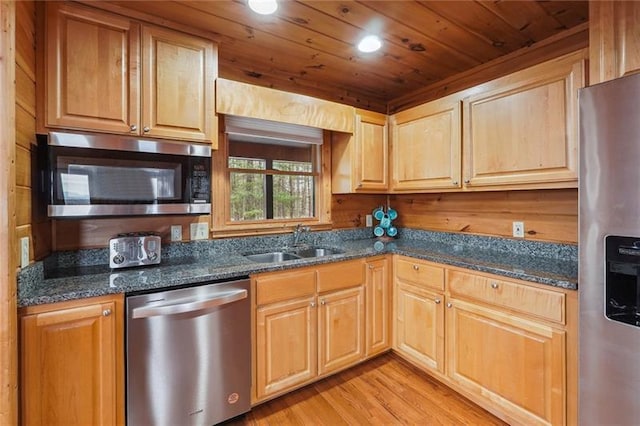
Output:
top-left (141, 25), bottom-right (216, 143)
top-left (446, 298), bottom-right (566, 426)
top-left (255, 297), bottom-right (317, 400)
top-left (463, 51), bottom-right (585, 189)
top-left (590, 2), bottom-right (640, 84)
top-left (354, 110), bottom-right (388, 191)
top-left (21, 300), bottom-right (119, 426)
top-left (395, 282), bottom-right (444, 373)
top-left (318, 286), bottom-right (365, 375)
top-left (390, 96), bottom-right (462, 191)
top-left (365, 257), bottom-right (390, 356)
top-left (45, 2), bottom-right (139, 134)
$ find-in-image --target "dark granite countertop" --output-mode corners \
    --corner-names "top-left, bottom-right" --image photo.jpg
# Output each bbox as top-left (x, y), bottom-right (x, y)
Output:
top-left (18, 229), bottom-right (578, 308)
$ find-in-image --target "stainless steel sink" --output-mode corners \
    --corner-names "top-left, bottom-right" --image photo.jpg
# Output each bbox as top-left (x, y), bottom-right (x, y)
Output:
top-left (294, 247), bottom-right (343, 258)
top-left (243, 247), bottom-right (343, 263)
top-left (244, 251), bottom-right (301, 263)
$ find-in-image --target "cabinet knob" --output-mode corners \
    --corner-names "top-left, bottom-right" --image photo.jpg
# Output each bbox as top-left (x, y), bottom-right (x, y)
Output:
top-left (413, 265), bottom-right (419, 271)
top-left (434, 298), bottom-right (441, 304)
top-left (491, 282), bottom-right (499, 289)
top-left (464, 179), bottom-right (470, 184)
top-left (310, 302), bottom-right (316, 308)
top-left (446, 303), bottom-right (452, 308)
top-left (129, 124), bottom-right (137, 132)
top-left (452, 181), bottom-right (458, 186)
top-left (143, 126), bottom-right (150, 133)
top-left (102, 309), bottom-right (112, 316)
top-left (321, 299), bottom-right (326, 305)
top-left (368, 264), bottom-right (374, 269)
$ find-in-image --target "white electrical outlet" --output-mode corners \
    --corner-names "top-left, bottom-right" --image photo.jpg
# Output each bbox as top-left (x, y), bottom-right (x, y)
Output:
top-left (20, 237), bottom-right (29, 269)
top-left (512, 221), bottom-right (525, 238)
top-left (171, 225), bottom-right (183, 242)
top-left (365, 214), bottom-right (373, 227)
top-left (190, 223), bottom-right (208, 240)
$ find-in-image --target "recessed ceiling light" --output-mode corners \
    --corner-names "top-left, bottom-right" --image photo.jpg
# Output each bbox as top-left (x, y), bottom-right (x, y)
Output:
top-left (248, 0), bottom-right (278, 15)
top-left (357, 35), bottom-right (382, 53)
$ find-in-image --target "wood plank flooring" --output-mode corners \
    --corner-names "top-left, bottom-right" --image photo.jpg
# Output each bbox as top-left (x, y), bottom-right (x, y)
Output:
top-left (225, 353), bottom-right (508, 425)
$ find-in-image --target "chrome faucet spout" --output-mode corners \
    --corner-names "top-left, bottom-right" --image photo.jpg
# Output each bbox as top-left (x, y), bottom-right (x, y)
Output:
top-left (292, 224), bottom-right (310, 246)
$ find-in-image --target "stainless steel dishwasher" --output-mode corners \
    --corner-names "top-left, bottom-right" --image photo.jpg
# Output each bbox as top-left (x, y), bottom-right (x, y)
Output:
top-left (126, 277), bottom-right (251, 426)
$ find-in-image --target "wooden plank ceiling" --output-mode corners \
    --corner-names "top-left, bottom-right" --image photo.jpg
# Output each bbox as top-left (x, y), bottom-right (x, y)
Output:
top-left (107, 0), bottom-right (588, 113)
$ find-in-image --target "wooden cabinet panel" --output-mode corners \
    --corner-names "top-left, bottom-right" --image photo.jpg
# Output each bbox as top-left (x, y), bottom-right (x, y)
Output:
top-left (141, 25), bottom-right (216, 142)
top-left (45, 2), bottom-right (139, 133)
top-left (395, 256), bottom-right (445, 291)
top-left (365, 257), bottom-right (391, 356)
top-left (390, 95), bottom-right (462, 191)
top-left (255, 268), bottom-right (316, 306)
top-left (255, 296), bottom-right (317, 400)
top-left (446, 298), bottom-right (566, 425)
top-left (463, 51), bottom-right (585, 189)
top-left (318, 286), bottom-right (365, 375)
top-left (448, 269), bottom-right (566, 324)
top-left (316, 259), bottom-right (364, 293)
top-left (395, 282), bottom-right (445, 373)
top-left (20, 295), bottom-right (123, 426)
top-left (590, 1), bottom-right (640, 85)
top-left (331, 109), bottom-right (388, 194)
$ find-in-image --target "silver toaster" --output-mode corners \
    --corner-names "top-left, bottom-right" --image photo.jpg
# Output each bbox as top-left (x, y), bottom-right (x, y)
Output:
top-left (109, 233), bottom-right (161, 269)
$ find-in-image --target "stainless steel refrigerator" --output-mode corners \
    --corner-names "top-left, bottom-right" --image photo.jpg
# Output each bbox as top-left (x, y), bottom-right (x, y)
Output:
top-left (579, 72), bottom-right (640, 424)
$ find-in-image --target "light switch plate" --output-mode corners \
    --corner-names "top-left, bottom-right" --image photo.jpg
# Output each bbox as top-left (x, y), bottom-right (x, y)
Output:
top-left (512, 221), bottom-right (525, 238)
top-left (190, 223), bottom-right (208, 240)
top-left (365, 214), bottom-right (373, 227)
top-left (171, 225), bottom-right (182, 242)
top-left (20, 237), bottom-right (29, 269)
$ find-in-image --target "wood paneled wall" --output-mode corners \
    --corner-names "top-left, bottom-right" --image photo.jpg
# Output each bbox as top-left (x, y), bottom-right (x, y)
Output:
top-left (332, 194), bottom-right (387, 229)
top-left (15, 0), bottom-right (48, 261)
top-left (1, 1), bottom-right (18, 423)
top-left (390, 189), bottom-right (578, 244)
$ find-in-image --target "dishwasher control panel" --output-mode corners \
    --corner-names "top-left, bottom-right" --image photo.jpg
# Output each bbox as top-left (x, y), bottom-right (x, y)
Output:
top-left (109, 233), bottom-right (161, 269)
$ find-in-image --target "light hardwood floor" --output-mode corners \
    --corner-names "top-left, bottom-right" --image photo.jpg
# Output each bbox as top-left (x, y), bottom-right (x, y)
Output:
top-left (226, 353), bottom-right (508, 425)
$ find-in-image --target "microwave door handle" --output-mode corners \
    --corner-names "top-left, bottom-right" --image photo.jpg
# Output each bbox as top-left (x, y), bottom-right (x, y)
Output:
top-left (131, 289), bottom-right (247, 319)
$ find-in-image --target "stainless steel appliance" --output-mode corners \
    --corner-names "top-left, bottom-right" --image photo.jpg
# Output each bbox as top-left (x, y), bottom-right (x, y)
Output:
top-left (38, 131), bottom-right (211, 217)
top-left (579, 72), bottom-right (640, 424)
top-left (126, 278), bottom-right (251, 425)
top-left (109, 233), bottom-right (161, 269)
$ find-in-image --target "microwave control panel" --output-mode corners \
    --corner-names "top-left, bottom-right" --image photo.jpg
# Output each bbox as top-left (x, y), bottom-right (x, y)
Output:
top-left (109, 234), bottom-right (161, 269)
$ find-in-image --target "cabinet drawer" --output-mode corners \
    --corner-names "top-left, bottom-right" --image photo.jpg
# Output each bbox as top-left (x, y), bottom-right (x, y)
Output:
top-left (255, 269), bottom-right (316, 305)
top-left (317, 260), bottom-right (364, 293)
top-left (395, 257), bottom-right (445, 291)
top-left (448, 270), bottom-right (565, 324)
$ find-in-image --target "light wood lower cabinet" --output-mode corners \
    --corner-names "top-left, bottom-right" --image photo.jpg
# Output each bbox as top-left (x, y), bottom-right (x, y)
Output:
top-left (392, 255), bottom-right (576, 426)
top-left (446, 298), bottom-right (566, 426)
top-left (253, 259), bottom-right (379, 403)
top-left (395, 282), bottom-right (445, 373)
top-left (365, 257), bottom-right (391, 357)
top-left (20, 294), bottom-right (124, 426)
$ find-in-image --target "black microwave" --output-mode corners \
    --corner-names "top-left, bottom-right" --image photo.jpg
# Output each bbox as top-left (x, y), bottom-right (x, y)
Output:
top-left (38, 132), bottom-right (211, 217)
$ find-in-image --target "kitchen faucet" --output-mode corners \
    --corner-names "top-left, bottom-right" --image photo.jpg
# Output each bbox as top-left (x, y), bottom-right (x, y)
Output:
top-left (292, 224), bottom-right (310, 246)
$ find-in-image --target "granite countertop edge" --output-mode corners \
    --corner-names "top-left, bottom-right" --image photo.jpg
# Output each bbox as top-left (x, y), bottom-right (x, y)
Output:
top-left (18, 237), bottom-right (578, 308)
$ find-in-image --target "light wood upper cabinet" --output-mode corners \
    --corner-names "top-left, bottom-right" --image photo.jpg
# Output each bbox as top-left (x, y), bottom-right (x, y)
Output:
top-left (141, 25), bottom-right (216, 142)
top-left (590, 1), bottom-right (640, 85)
top-left (45, 2), bottom-right (139, 134)
top-left (20, 294), bottom-right (124, 426)
top-left (332, 109), bottom-right (388, 193)
top-left (462, 50), bottom-right (586, 189)
top-left (43, 2), bottom-right (217, 144)
top-left (390, 94), bottom-right (462, 191)
top-left (365, 257), bottom-right (391, 356)
top-left (446, 298), bottom-right (566, 426)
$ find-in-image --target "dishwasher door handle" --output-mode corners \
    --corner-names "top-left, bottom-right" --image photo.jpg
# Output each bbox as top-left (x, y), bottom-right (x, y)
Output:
top-left (131, 289), bottom-right (248, 318)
